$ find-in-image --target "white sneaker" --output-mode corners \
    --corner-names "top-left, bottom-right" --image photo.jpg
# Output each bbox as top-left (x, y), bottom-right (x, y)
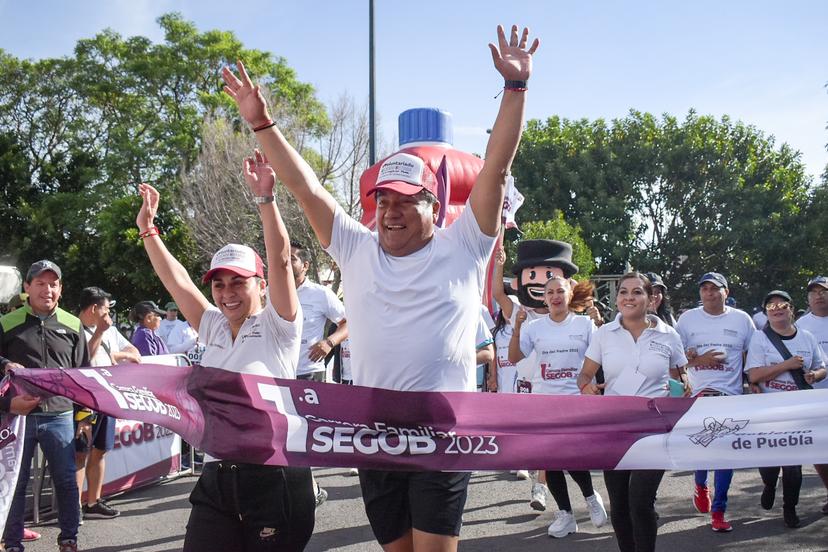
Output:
top-left (585, 492), bottom-right (608, 528)
top-left (547, 510), bottom-right (578, 538)
top-left (515, 469), bottom-right (531, 480)
top-left (530, 482), bottom-right (547, 511)
top-left (348, 467), bottom-right (359, 476)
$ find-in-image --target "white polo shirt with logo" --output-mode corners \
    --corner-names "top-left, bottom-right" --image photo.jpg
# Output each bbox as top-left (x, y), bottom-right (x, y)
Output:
top-left (744, 328), bottom-right (825, 393)
top-left (676, 306), bottom-right (754, 396)
top-left (796, 313), bottom-right (828, 389)
top-left (325, 201), bottom-right (495, 392)
top-left (518, 313), bottom-right (595, 395)
top-left (197, 301), bottom-right (301, 378)
top-left (585, 314), bottom-right (687, 398)
top-left (296, 279), bottom-right (346, 377)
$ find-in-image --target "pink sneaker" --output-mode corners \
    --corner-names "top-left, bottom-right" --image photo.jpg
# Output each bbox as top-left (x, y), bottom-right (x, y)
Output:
top-left (22, 527), bottom-right (41, 541)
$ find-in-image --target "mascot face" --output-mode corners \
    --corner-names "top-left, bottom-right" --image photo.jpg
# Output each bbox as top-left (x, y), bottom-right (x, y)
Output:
top-left (515, 265), bottom-right (565, 309)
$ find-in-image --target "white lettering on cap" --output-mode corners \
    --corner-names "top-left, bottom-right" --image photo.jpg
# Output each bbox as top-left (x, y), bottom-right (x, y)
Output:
top-left (211, 245), bottom-right (255, 270)
top-left (377, 154), bottom-right (424, 186)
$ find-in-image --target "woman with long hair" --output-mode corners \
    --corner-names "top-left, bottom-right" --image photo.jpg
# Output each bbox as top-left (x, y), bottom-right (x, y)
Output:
top-left (508, 276), bottom-right (608, 538)
top-left (577, 272), bottom-right (689, 552)
top-left (136, 149), bottom-right (314, 551)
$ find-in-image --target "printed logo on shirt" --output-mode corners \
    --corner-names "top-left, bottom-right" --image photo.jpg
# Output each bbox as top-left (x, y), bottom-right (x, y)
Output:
top-left (722, 329), bottom-right (739, 338)
top-left (540, 364), bottom-right (576, 381)
top-left (239, 324), bottom-right (263, 343)
top-left (648, 341), bottom-right (671, 358)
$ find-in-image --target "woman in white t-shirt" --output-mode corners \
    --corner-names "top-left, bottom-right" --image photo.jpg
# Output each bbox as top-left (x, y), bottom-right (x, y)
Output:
top-left (509, 276), bottom-right (608, 538)
top-left (744, 290), bottom-right (826, 529)
top-left (136, 150), bottom-right (314, 551)
top-left (577, 272), bottom-right (689, 552)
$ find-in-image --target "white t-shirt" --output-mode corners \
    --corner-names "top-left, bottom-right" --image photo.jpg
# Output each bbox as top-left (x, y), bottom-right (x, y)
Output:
top-left (676, 306), bottom-right (754, 396)
top-left (166, 321), bottom-right (199, 354)
top-left (325, 201), bottom-right (495, 392)
top-left (83, 325), bottom-right (133, 367)
top-left (296, 279), bottom-right (346, 376)
top-left (519, 313), bottom-right (596, 395)
top-left (796, 313), bottom-right (828, 390)
top-left (493, 322), bottom-right (518, 393)
top-left (339, 337), bottom-right (352, 382)
top-left (752, 311), bottom-right (768, 330)
top-left (744, 328), bottom-right (825, 393)
top-left (198, 300), bottom-right (301, 379)
top-left (586, 315), bottom-right (687, 398)
top-left (159, 318), bottom-right (186, 344)
top-left (507, 295), bottom-right (545, 382)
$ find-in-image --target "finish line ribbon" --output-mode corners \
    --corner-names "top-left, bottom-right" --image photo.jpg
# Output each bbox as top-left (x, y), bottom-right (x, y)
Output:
top-left (4, 364), bottom-right (826, 473)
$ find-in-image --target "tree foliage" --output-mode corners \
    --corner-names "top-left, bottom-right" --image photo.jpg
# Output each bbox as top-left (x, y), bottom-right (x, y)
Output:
top-left (0, 13), bottom-right (328, 311)
top-left (513, 110), bottom-right (821, 309)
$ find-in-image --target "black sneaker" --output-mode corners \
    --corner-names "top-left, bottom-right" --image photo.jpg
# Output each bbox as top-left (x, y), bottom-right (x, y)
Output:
top-left (760, 483), bottom-right (776, 510)
top-left (83, 499), bottom-right (121, 519)
top-left (315, 487), bottom-right (328, 508)
top-left (783, 507), bottom-right (800, 528)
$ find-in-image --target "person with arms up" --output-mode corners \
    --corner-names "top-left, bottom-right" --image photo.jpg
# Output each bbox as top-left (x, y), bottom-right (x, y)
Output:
top-left (675, 272), bottom-right (754, 532)
top-left (578, 272), bottom-right (689, 552)
top-left (744, 289), bottom-right (826, 528)
top-left (135, 149), bottom-right (313, 551)
top-left (0, 260), bottom-right (89, 552)
top-left (222, 23), bottom-right (538, 551)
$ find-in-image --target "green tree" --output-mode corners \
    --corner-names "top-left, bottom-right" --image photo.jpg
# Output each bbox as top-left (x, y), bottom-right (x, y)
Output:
top-left (506, 213), bottom-right (595, 280)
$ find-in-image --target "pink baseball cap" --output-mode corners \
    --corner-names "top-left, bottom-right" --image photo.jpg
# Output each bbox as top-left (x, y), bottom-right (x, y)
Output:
top-left (202, 244), bottom-right (264, 283)
top-left (367, 152), bottom-right (438, 196)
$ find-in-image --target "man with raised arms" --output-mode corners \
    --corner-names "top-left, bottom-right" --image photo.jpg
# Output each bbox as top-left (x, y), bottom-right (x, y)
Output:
top-left (223, 24), bottom-right (538, 552)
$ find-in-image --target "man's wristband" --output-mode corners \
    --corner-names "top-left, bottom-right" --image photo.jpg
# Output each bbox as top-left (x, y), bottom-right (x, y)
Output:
top-left (139, 226), bottom-right (160, 239)
top-left (254, 195), bottom-right (275, 204)
top-left (325, 338), bottom-right (335, 349)
top-left (252, 119), bottom-right (276, 132)
top-left (505, 79), bottom-right (528, 91)
top-left (579, 382), bottom-right (590, 393)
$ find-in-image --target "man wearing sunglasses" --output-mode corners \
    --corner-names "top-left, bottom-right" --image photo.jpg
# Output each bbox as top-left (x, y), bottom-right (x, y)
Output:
top-left (793, 276), bottom-right (828, 515)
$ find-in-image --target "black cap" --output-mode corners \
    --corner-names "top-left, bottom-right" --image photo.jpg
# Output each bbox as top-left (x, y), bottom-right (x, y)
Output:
top-left (79, 287), bottom-right (114, 311)
top-left (511, 240), bottom-right (579, 279)
top-left (763, 289), bottom-right (793, 311)
top-left (643, 272), bottom-right (666, 291)
top-left (131, 301), bottom-right (165, 322)
top-left (698, 272), bottom-right (728, 289)
top-left (807, 275), bottom-right (828, 291)
top-left (25, 260), bottom-right (62, 283)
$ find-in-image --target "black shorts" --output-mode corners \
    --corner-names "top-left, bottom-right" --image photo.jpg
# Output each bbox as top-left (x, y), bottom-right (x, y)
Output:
top-left (74, 414), bottom-right (116, 453)
top-left (184, 462), bottom-right (315, 552)
top-left (359, 469), bottom-right (471, 544)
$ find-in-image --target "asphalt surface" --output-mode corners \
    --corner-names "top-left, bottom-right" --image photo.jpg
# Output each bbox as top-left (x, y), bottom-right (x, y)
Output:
top-left (16, 466), bottom-right (828, 551)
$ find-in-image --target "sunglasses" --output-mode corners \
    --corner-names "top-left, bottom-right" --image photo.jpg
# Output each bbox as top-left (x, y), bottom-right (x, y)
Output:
top-left (765, 302), bottom-right (791, 312)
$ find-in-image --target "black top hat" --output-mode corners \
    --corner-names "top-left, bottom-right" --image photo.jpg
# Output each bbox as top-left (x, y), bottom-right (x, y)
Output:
top-left (512, 240), bottom-right (579, 279)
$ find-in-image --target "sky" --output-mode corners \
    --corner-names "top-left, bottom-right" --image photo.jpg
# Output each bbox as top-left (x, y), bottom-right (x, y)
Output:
top-left (1, 0), bottom-right (826, 180)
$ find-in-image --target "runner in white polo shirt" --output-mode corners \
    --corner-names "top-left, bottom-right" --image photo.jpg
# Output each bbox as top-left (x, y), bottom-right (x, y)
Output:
top-left (136, 149), bottom-right (313, 551)
top-left (578, 272), bottom-right (689, 552)
top-left (675, 271), bottom-right (754, 532)
top-left (795, 275), bottom-right (828, 514)
top-left (509, 276), bottom-right (607, 538)
top-left (222, 23), bottom-right (538, 551)
top-left (745, 289), bottom-right (826, 529)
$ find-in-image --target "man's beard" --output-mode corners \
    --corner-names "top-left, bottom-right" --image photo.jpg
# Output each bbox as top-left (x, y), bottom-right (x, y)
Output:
top-left (516, 280), bottom-right (545, 309)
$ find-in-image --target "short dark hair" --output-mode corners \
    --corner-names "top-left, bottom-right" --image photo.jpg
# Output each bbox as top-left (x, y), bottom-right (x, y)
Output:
top-left (291, 242), bottom-right (312, 264)
top-left (79, 287), bottom-right (112, 311)
top-left (619, 271), bottom-right (654, 296)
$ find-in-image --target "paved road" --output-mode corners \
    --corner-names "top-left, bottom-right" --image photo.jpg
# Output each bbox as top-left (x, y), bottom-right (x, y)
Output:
top-left (17, 466), bottom-right (827, 551)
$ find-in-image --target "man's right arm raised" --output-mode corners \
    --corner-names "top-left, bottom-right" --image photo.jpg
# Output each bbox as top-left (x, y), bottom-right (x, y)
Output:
top-left (222, 61), bottom-right (338, 248)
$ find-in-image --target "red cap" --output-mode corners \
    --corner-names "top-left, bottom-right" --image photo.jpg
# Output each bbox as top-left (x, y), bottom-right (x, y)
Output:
top-left (367, 152), bottom-right (438, 197)
top-left (202, 244), bottom-right (264, 283)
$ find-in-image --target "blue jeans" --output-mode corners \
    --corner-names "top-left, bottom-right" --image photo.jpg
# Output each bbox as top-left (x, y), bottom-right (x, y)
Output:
top-left (2, 412), bottom-right (80, 549)
top-left (695, 469), bottom-right (734, 512)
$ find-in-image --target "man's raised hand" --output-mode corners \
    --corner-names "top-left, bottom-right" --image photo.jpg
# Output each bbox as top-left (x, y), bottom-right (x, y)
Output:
top-left (222, 60), bottom-right (271, 128)
top-left (488, 25), bottom-right (539, 82)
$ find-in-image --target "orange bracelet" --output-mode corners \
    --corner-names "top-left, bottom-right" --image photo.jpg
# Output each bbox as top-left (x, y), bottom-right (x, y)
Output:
top-left (139, 226), bottom-right (160, 239)
top-left (579, 382), bottom-right (590, 393)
